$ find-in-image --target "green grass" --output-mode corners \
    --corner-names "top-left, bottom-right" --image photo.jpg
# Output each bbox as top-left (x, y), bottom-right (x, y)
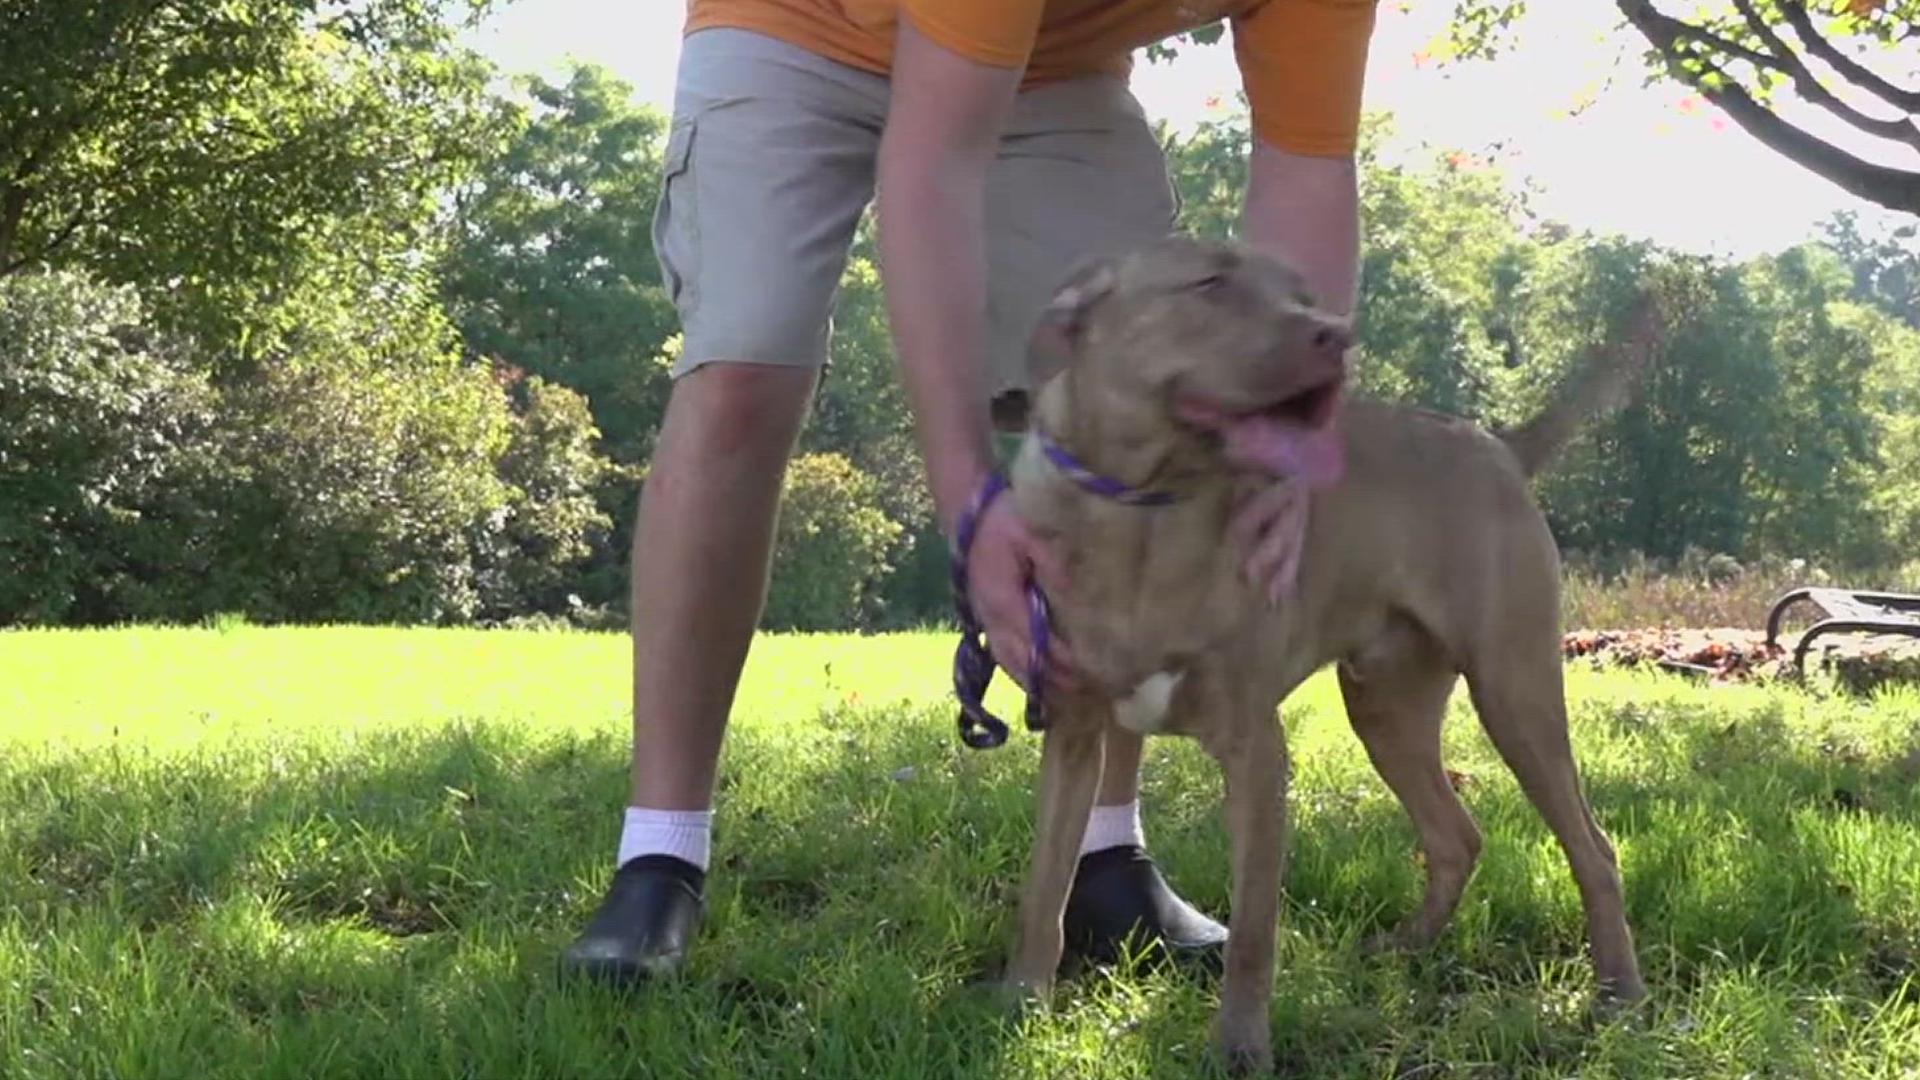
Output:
top-left (4, 628), bottom-right (1920, 1078)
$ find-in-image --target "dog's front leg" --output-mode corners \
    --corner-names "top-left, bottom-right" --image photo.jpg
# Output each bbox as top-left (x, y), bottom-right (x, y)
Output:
top-left (1003, 714), bottom-right (1107, 1001)
top-left (1206, 707), bottom-right (1289, 1075)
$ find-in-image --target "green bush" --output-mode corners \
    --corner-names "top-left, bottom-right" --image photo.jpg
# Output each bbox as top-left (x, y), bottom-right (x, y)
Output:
top-left (0, 270), bottom-right (619, 628)
top-left (205, 324), bottom-right (515, 624)
top-left (0, 271), bottom-right (223, 625)
top-left (206, 289), bottom-right (626, 625)
top-left (474, 371), bottom-right (622, 622)
top-left (763, 453), bottom-right (903, 632)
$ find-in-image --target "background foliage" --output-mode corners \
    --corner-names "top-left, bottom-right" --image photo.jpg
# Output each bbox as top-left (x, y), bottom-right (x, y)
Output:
top-left (4, 5), bottom-right (1919, 631)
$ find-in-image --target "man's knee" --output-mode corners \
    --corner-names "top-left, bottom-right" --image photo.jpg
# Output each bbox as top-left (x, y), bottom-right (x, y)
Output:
top-left (661, 360), bottom-right (820, 462)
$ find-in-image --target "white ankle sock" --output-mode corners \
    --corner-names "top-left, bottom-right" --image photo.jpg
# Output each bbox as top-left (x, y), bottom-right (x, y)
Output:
top-left (617, 806), bottom-right (712, 872)
top-left (1080, 800), bottom-right (1146, 856)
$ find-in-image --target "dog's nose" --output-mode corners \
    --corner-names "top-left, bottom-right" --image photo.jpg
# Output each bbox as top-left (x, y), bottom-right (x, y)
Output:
top-left (1310, 322), bottom-right (1353, 359)
top-left (1308, 325), bottom-right (1353, 379)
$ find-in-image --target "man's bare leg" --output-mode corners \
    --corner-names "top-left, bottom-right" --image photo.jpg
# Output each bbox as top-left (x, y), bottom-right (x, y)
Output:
top-left (626, 362), bottom-right (819, 811)
top-left (560, 360), bottom-right (816, 983)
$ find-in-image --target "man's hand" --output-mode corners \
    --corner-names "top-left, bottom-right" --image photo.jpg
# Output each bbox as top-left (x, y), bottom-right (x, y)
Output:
top-left (1229, 480), bottom-right (1311, 606)
top-left (966, 492), bottom-right (1081, 692)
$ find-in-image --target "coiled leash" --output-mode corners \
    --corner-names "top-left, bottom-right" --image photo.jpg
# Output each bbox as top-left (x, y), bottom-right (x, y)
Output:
top-left (948, 433), bottom-right (1179, 751)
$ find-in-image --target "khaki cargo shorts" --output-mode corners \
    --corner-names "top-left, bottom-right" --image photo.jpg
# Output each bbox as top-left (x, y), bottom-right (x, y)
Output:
top-left (654, 27), bottom-right (1180, 403)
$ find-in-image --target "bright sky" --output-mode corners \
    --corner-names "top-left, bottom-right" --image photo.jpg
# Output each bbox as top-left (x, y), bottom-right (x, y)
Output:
top-left (463, 1), bottom-right (1913, 260)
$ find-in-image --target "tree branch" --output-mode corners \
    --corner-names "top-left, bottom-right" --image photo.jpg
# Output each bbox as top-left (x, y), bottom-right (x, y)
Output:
top-left (2, 206), bottom-right (94, 277)
top-left (1776, 0), bottom-right (1920, 114)
top-left (0, 179), bottom-right (27, 271)
top-left (1729, 0), bottom-right (1920, 153)
top-left (1668, 19), bottom-right (1784, 74)
top-left (1617, 0), bottom-right (1920, 215)
top-left (1707, 79), bottom-right (1920, 213)
top-left (35, 210), bottom-right (91, 264)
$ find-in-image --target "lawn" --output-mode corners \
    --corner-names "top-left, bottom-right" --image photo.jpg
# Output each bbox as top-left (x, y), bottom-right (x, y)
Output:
top-left (4, 627), bottom-right (1920, 1078)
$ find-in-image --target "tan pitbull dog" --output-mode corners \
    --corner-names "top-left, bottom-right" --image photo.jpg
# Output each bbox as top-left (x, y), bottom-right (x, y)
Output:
top-left (996, 235), bottom-right (1653, 1072)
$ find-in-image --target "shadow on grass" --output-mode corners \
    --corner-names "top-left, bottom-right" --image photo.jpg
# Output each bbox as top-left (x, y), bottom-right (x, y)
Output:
top-left (4, 714), bottom-right (1041, 1077)
top-left (6, 684), bottom-right (1919, 1077)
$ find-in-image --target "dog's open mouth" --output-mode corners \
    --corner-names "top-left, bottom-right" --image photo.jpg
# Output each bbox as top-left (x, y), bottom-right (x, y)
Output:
top-left (1176, 376), bottom-right (1347, 488)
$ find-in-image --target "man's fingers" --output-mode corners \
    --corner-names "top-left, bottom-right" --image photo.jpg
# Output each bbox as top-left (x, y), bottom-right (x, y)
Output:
top-left (1229, 483), bottom-right (1302, 586)
top-left (1042, 633), bottom-right (1083, 691)
top-left (1267, 535), bottom-right (1303, 606)
top-left (987, 626), bottom-right (1033, 691)
top-left (1025, 537), bottom-right (1073, 604)
top-left (1246, 536), bottom-right (1291, 602)
top-left (1227, 487), bottom-right (1277, 555)
top-left (1247, 505), bottom-right (1306, 604)
top-left (968, 502), bottom-right (1088, 697)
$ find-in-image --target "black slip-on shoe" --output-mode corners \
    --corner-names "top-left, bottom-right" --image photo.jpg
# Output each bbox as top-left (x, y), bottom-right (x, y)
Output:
top-left (1063, 844), bottom-right (1227, 969)
top-left (558, 854), bottom-right (706, 986)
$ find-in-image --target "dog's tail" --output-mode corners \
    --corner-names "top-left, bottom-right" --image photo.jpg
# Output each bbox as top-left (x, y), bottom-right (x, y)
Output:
top-left (1496, 292), bottom-right (1663, 479)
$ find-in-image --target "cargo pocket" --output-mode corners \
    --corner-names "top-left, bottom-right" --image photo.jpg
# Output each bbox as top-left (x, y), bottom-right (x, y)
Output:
top-left (651, 115), bottom-right (699, 312)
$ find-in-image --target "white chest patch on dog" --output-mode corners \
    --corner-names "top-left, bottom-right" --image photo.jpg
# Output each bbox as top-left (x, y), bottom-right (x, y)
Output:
top-left (1113, 671), bottom-right (1185, 735)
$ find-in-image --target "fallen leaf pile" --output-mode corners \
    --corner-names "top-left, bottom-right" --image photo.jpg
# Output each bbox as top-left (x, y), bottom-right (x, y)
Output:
top-left (1563, 626), bottom-right (1920, 690)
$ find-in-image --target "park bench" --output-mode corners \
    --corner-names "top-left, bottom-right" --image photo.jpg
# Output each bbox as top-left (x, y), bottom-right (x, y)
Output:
top-left (1763, 586), bottom-right (1920, 674)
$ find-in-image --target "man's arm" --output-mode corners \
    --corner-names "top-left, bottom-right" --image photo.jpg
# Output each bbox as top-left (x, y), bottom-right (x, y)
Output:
top-left (1242, 140), bottom-right (1361, 319)
top-left (1229, 0), bottom-right (1372, 598)
top-left (1230, 0), bottom-right (1377, 316)
top-left (874, 17), bottom-right (1023, 536)
top-left (874, 14), bottom-right (1075, 687)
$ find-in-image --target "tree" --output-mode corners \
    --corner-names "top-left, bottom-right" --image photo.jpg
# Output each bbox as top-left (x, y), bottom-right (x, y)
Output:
top-left (1426, 0), bottom-right (1920, 216)
top-left (1821, 209), bottom-right (1920, 326)
top-left (1854, 296), bottom-right (1920, 554)
top-left (1616, 0), bottom-right (1918, 215)
top-left (0, 265), bottom-right (620, 629)
top-left (0, 0), bottom-right (504, 348)
top-left (798, 218), bottom-right (948, 627)
top-left (440, 63), bottom-right (681, 468)
top-left (1735, 243), bottom-right (1889, 564)
top-left (474, 370), bottom-right (623, 623)
top-left (0, 271), bottom-right (221, 624)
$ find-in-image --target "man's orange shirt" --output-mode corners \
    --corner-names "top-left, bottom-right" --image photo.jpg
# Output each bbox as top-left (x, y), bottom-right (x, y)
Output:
top-left (683, 0), bottom-right (1380, 158)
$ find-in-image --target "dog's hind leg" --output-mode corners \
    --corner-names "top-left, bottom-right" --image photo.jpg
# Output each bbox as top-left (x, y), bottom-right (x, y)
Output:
top-left (1464, 641), bottom-right (1647, 1005)
top-left (1338, 637), bottom-right (1481, 954)
top-left (1003, 715), bottom-right (1107, 1001)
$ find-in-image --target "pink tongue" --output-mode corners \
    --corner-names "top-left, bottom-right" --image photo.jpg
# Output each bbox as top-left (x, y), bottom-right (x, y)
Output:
top-left (1224, 415), bottom-right (1346, 488)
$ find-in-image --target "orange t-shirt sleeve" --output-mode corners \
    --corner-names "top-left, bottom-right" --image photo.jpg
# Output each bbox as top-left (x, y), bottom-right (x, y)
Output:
top-left (1231, 0), bottom-right (1381, 157)
top-left (897, 0), bottom-right (1047, 69)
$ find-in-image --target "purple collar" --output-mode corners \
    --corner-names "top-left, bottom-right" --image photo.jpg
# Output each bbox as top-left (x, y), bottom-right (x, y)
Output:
top-left (1036, 430), bottom-right (1181, 507)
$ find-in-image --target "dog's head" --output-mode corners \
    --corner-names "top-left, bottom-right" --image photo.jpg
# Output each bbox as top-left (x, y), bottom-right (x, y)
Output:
top-left (1034, 235), bottom-right (1352, 488)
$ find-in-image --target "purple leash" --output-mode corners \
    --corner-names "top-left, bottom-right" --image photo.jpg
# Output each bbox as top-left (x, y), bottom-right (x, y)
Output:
top-left (948, 434), bottom-right (1179, 750)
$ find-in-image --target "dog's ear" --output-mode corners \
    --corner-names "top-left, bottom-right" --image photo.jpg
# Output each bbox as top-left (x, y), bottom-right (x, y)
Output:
top-left (1031, 259), bottom-right (1118, 363)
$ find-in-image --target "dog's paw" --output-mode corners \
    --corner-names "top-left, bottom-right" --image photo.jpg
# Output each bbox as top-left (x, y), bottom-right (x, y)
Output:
top-left (988, 975), bottom-right (1052, 1019)
top-left (1359, 930), bottom-right (1399, 957)
top-left (1360, 926), bottom-right (1425, 956)
top-left (1212, 1012), bottom-right (1273, 1076)
top-left (960, 973), bottom-right (1051, 1023)
top-left (1592, 974), bottom-right (1651, 1023)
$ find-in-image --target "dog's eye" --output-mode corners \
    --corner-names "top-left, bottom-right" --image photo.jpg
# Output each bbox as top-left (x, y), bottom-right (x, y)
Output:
top-left (1194, 274), bottom-right (1229, 294)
